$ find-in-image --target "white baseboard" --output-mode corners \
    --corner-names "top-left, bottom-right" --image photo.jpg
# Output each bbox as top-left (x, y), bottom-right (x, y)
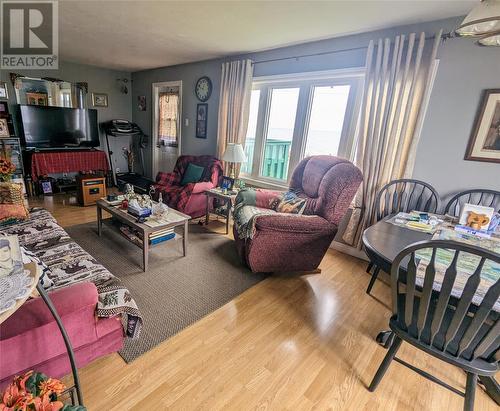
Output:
top-left (330, 240), bottom-right (368, 261)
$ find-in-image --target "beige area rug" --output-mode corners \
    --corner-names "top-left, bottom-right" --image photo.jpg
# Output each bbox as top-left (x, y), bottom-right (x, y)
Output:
top-left (66, 222), bottom-right (267, 362)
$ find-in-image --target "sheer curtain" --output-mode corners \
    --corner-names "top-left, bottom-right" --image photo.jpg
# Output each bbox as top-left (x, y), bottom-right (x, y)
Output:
top-left (217, 59), bottom-right (253, 174)
top-left (343, 31), bottom-right (442, 248)
top-left (158, 91), bottom-right (179, 147)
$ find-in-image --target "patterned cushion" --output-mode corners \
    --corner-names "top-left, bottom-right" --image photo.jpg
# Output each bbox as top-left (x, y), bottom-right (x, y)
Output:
top-left (0, 183), bottom-right (28, 226)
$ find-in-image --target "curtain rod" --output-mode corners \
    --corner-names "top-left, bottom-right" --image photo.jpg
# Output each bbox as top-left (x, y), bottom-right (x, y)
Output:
top-left (251, 32), bottom-right (453, 66)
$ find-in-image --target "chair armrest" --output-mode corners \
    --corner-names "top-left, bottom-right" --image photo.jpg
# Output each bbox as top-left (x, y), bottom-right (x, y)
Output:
top-left (192, 181), bottom-right (215, 194)
top-left (254, 214), bottom-right (335, 234)
top-left (0, 282), bottom-right (98, 340)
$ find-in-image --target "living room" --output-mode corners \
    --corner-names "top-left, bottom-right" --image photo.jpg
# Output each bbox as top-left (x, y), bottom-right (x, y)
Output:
top-left (0, 1), bottom-right (499, 410)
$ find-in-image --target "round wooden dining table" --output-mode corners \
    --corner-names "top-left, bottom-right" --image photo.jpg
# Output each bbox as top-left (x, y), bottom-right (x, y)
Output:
top-left (362, 217), bottom-right (500, 406)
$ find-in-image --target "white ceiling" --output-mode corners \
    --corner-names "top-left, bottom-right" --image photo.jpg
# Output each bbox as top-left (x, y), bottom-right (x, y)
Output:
top-left (59, 0), bottom-right (477, 72)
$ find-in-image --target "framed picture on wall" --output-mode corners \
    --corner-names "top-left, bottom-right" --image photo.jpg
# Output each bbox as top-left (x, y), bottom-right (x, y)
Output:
top-left (464, 89), bottom-right (500, 164)
top-left (0, 118), bottom-right (9, 137)
top-left (196, 103), bottom-right (208, 139)
top-left (92, 93), bottom-right (108, 107)
top-left (0, 82), bottom-right (8, 100)
top-left (138, 95), bottom-right (146, 111)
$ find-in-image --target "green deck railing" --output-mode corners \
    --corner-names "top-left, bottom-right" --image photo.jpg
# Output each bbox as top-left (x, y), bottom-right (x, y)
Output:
top-left (241, 139), bottom-right (292, 180)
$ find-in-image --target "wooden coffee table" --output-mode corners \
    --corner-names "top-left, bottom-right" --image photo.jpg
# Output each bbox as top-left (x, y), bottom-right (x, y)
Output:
top-left (96, 199), bottom-right (190, 271)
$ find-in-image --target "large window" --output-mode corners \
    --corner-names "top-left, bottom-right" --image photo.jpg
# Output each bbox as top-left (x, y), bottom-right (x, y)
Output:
top-left (241, 70), bottom-right (363, 185)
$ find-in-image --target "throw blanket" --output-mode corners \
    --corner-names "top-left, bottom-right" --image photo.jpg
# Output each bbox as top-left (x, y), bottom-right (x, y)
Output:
top-left (233, 188), bottom-right (280, 239)
top-left (233, 188), bottom-right (311, 239)
top-left (0, 209), bottom-right (142, 338)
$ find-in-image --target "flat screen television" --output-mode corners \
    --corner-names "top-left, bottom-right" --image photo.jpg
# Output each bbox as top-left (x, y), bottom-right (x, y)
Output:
top-left (19, 105), bottom-right (99, 148)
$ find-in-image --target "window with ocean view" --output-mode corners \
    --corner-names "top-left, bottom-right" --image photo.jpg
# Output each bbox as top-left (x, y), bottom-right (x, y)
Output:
top-left (241, 70), bottom-right (363, 184)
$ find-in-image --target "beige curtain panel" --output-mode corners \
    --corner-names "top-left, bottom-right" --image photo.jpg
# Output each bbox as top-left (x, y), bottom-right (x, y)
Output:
top-left (343, 31), bottom-right (442, 248)
top-left (158, 92), bottom-right (179, 147)
top-left (217, 59), bottom-right (254, 172)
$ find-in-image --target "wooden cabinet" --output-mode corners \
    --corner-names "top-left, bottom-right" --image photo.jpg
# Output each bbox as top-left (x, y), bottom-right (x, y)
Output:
top-left (76, 175), bottom-right (106, 206)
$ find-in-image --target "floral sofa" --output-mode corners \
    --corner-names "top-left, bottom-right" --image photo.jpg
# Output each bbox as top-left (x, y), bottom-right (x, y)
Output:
top-left (0, 209), bottom-right (142, 388)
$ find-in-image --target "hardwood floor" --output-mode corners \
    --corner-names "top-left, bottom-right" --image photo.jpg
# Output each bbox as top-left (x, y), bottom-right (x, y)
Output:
top-left (31, 193), bottom-right (498, 411)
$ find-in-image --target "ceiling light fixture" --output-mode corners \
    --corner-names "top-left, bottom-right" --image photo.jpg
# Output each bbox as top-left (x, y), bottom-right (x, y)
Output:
top-left (477, 29), bottom-right (500, 45)
top-left (455, 0), bottom-right (500, 38)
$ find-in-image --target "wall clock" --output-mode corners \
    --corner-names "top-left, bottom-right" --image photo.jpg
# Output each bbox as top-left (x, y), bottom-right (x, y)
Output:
top-left (195, 76), bottom-right (212, 102)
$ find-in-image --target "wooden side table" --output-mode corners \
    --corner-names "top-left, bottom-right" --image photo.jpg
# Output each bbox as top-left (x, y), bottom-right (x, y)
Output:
top-left (204, 189), bottom-right (237, 234)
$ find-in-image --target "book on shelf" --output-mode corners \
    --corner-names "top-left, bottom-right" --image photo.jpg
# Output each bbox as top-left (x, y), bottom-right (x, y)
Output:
top-left (150, 233), bottom-right (176, 245)
top-left (149, 228), bottom-right (174, 240)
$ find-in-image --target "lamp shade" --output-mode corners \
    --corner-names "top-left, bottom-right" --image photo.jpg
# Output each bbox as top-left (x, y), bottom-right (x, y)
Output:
top-left (456, 0), bottom-right (500, 37)
top-left (222, 143), bottom-right (247, 163)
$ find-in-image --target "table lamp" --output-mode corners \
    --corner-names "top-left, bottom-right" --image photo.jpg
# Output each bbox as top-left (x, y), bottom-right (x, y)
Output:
top-left (221, 143), bottom-right (247, 179)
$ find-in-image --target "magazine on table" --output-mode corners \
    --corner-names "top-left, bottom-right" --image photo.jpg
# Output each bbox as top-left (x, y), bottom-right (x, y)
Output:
top-left (0, 235), bottom-right (34, 314)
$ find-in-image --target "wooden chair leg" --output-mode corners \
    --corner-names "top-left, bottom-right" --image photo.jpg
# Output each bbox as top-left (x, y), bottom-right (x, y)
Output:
top-left (366, 266), bottom-right (380, 295)
top-left (366, 261), bottom-right (373, 273)
top-left (464, 373), bottom-right (477, 411)
top-left (368, 336), bottom-right (402, 392)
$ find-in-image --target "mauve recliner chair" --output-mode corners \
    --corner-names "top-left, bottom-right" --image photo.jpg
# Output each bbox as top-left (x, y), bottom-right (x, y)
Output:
top-left (233, 155), bottom-right (363, 273)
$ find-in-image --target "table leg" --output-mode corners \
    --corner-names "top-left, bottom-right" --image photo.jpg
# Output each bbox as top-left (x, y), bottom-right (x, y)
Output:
top-left (97, 205), bottom-right (102, 236)
top-left (36, 284), bottom-right (83, 406)
top-left (142, 231), bottom-right (149, 272)
top-left (183, 220), bottom-right (188, 256)
top-left (205, 194), bottom-right (210, 225)
top-left (225, 199), bottom-right (230, 235)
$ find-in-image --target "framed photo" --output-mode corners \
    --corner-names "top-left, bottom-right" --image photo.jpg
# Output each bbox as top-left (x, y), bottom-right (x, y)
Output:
top-left (0, 82), bottom-right (8, 100)
top-left (458, 203), bottom-right (495, 230)
top-left (26, 92), bottom-right (48, 106)
top-left (0, 119), bottom-right (10, 137)
top-left (196, 103), bottom-right (208, 139)
top-left (92, 93), bottom-right (108, 107)
top-left (221, 176), bottom-right (234, 190)
top-left (138, 95), bottom-right (146, 111)
top-left (41, 180), bottom-right (53, 194)
top-left (465, 89), bottom-right (500, 163)
top-left (0, 101), bottom-right (8, 114)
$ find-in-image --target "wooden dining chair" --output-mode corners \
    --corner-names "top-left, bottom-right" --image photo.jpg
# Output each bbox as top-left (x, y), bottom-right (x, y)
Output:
top-left (368, 240), bottom-right (500, 411)
top-left (444, 189), bottom-right (500, 217)
top-left (366, 179), bottom-right (440, 294)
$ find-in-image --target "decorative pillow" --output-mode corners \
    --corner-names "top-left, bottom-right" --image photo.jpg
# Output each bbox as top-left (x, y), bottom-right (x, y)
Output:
top-left (0, 182), bottom-right (28, 226)
top-left (0, 204), bottom-right (29, 226)
top-left (0, 182), bottom-right (24, 203)
top-left (21, 246), bottom-right (54, 290)
top-left (274, 191), bottom-right (307, 214)
top-left (181, 163), bottom-right (205, 185)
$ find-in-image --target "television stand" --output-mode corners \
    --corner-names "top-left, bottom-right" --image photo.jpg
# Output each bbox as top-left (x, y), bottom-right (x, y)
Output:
top-left (116, 172), bottom-right (154, 194)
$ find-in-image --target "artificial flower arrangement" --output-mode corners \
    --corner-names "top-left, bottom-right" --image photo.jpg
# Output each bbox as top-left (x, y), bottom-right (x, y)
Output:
top-left (0, 157), bottom-right (16, 182)
top-left (0, 371), bottom-right (86, 411)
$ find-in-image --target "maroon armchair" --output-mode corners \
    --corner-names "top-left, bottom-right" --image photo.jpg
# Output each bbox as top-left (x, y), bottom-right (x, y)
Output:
top-left (153, 155), bottom-right (223, 218)
top-left (233, 156), bottom-right (363, 273)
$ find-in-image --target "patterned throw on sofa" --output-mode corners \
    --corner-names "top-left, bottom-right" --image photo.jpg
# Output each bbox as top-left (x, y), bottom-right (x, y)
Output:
top-left (0, 208), bottom-right (142, 338)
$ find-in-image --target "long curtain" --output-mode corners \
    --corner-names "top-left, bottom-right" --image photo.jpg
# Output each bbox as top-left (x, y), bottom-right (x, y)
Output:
top-left (158, 91), bottom-right (179, 147)
top-left (343, 31), bottom-right (442, 249)
top-left (217, 59), bottom-right (254, 173)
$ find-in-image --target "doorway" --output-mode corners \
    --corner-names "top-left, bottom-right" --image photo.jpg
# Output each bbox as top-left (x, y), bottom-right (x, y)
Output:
top-left (152, 81), bottom-right (182, 177)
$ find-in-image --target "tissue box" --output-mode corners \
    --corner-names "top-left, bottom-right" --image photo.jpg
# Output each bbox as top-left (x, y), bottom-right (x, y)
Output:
top-left (127, 203), bottom-right (152, 218)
